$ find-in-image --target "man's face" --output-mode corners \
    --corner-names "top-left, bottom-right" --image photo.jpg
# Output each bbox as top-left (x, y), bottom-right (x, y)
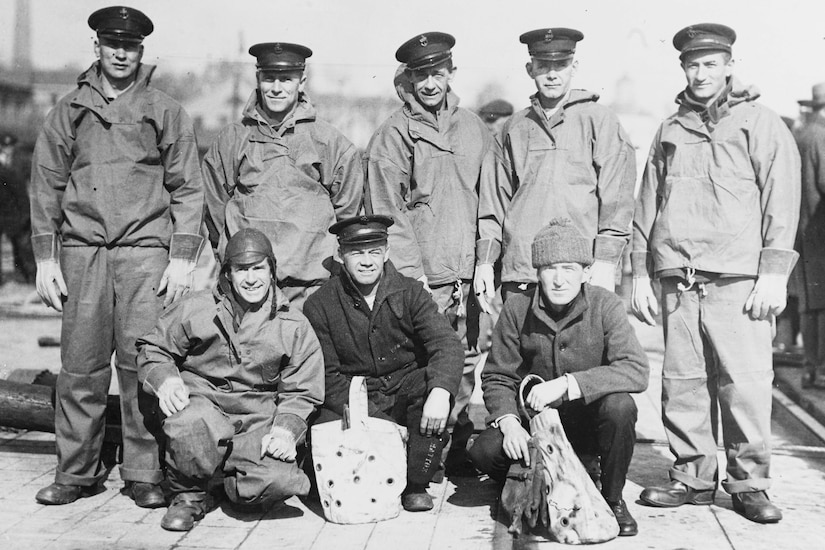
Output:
top-left (408, 64), bottom-right (455, 111)
top-left (526, 58), bottom-right (577, 104)
top-left (257, 70), bottom-right (305, 117)
top-left (681, 51), bottom-right (733, 102)
top-left (229, 258), bottom-right (272, 305)
top-left (538, 262), bottom-right (589, 310)
top-left (94, 38), bottom-right (143, 85)
top-left (340, 243), bottom-right (389, 289)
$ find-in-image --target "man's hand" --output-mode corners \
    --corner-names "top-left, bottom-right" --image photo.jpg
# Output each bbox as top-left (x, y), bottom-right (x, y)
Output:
top-left (473, 263), bottom-right (496, 314)
top-left (498, 416), bottom-right (531, 466)
top-left (526, 378), bottom-right (567, 411)
top-left (261, 426), bottom-right (297, 462)
top-left (745, 274), bottom-right (788, 321)
top-left (35, 260), bottom-right (67, 312)
top-left (420, 387), bottom-right (451, 436)
top-left (156, 377), bottom-right (190, 417)
top-left (417, 274), bottom-right (432, 295)
top-left (157, 258), bottom-right (196, 307)
top-left (631, 276), bottom-right (659, 326)
top-left (588, 260), bottom-right (616, 293)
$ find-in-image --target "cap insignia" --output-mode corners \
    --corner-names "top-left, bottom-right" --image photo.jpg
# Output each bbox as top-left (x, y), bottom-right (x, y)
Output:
top-left (544, 29), bottom-right (554, 42)
top-left (686, 27), bottom-right (698, 38)
top-left (119, 7), bottom-right (129, 19)
top-left (419, 35), bottom-right (428, 47)
top-left (273, 43), bottom-right (283, 54)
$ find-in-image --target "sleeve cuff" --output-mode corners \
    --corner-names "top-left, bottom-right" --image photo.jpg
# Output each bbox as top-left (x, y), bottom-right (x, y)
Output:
top-left (142, 364), bottom-right (182, 396)
top-left (630, 251), bottom-right (652, 278)
top-left (758, 247), bottom-right (799, 277)
top-left (475, 239), bottom-right (501, 266)
top-left (32, 233), bottom-right (58, 262)
top-left (272, 412), bottom-right (309, 444)
top-left (565, 373), bottom-right (582, 401)
top-left (491, 413), bottom-right (520, 429)
top-left (593, 235), bottom-right (626, 264)
top-left (170, 233), bottom-right (205, 262)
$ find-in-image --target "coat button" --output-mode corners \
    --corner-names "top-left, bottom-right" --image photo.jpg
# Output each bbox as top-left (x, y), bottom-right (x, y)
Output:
top-left (559, 344), bottom-right (567, 351)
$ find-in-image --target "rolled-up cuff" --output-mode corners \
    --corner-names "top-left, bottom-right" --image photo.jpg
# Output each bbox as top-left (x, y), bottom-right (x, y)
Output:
top-left (593, 235), bottom-right (626, 265)
top-left (475, 239), bottom-right (501, 266)
top-left (141, 364), bottom-right (181, 395)
top-left (758, 247), bottom-right (799, 277)
top-left (170, 233), bottom-right (204, 262)
top-left (272, 412), bottom-right (308, 444)
top-left (32, 233), bottom-right (58, 262)
top-left (630, 250), bottom-right (652, 278)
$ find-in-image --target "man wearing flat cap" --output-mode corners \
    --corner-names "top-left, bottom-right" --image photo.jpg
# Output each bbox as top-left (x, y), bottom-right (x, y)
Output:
top-left (137, 228), bottom-right (324, 531)
top-left (632, 23), bottom-right (800, 523)
top-left (303, 215), bottom-right (464, 511)
top-left (478, 99), bottom-right (514, 135)
top-left (203, 41), bottom-right (363, 311)
top-left (0, 131), bottom-right (35, 284)
top-left (475, 28), bottom-right (636, 310)
top-left (30, 5), bottom-right (204, 508)
top-left (365, 32), bottom-right (498, 476)
top-left (793, 83), bottom-right (825, 390)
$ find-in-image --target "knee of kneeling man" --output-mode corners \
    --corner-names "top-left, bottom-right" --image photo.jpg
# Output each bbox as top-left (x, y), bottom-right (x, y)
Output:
top-left (598, 393), bottom-right (637, 423)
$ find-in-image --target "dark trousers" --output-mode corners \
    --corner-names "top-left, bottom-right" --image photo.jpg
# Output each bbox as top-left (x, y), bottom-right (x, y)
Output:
top-left (468, 393), bottom-right (637, 502)
top-left (313, 368), bottom-right (449, 487)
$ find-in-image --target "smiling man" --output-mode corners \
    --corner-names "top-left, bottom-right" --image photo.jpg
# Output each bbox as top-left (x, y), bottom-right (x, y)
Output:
top-left (203, 41), bottom-right (363, 310)
top-left (30, 5), bottom-right (204, 509)
top-left (475, 28), bottom-right (636, 307)
top-left (469, 218), bottom-right (649, 537)
top-left (137, 228), bottom-right (324, 531)
top-left (632, 23), bottom-right (801, 524)
top-left (303, 215), bottom-right (464, 512)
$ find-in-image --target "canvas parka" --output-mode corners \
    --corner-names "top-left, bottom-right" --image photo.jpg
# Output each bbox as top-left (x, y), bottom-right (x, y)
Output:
top-left (136, 285), bottom-right (324, 440)
top-left (30, 62), bottom-right (204, 262)
top-left (303, 260), bottom-right (464, 415)
top-left (202, 91), bottom-right (363, 285)
top-left (632, 84), bottom-right (801, 279)
top-left (365, 71), bottom-right (496, 284)
top-left (480, 284), bottom-right (649, 425)
top-left (476, 90), bottom-right (636, 284)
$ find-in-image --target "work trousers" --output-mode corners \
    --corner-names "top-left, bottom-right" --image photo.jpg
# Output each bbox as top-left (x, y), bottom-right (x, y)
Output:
top-left (314, 368), bottom-right (448, 487)
top-left (660, 277), bottom-right (774, 494)
top-left (430, 281), bottom-right (480, 469)
top-left (164, 373), bottom-right (310, 505)
top-left (468, 393), bottom-right (637, 502)
top-left (55, 246), bottom-right (166, 486)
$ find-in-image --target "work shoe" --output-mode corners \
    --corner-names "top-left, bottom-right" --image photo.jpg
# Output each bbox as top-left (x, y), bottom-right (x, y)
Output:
top-left (732, 491), bottom-right (782, 524)
top-left (123, 481), bottom-right (166, 509)
top-left (639, 480), bottom-right (714, 507)
top-left (160, 492), bottom-right (215, 531)
top-left (402, 485), bottom-right (434, 512)
top-left (35, 482), bottom-right (101, 505)
top-left (607, 499), bottom-right (638, 536)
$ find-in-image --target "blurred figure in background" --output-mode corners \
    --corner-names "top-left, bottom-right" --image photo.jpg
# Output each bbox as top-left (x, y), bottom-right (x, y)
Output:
top-left (0, 132), bottom-right (35, 284)
top-left (477, 99), bottom-right (513, 136)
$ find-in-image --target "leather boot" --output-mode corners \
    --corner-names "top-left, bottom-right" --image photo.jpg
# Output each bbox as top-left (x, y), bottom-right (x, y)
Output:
top-left (161, 492), bottom-right (215, 531)
top-left (640, 480), bottom-right (715, 507)
top-left (35, 482), bottom-right (101, 505)
top-left (732, 491), bottom-right (782, 523)
top-left (402, 485), bottom-right (434, 512)
top-left (606, 499), bottom-right (638, 536)
top-left (123, 482), bottom-right (166, 509)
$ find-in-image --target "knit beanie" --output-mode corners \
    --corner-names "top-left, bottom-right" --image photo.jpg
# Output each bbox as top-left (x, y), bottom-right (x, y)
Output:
top-left (531, 218), bottom-right (593, 268)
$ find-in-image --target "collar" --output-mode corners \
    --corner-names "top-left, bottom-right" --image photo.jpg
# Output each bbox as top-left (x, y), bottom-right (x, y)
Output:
top-left (241, 89), bottom-right (316, 132)
top-left (395, 70), bottom-right (460, 130)
top-left (529, 283), bottom-right (589, 330)
top-left (76, 61), bottom-right (156, 104)
top-left (338, 260), bottom-right (405, 310)
top-left (677, 79), bottom-right (733, 124)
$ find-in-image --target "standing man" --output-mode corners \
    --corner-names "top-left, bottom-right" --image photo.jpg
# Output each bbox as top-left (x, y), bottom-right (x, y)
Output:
top-left (203, 41), bottom-right (363, 310)
top-left (632, 24), bottom-right (800, 524)
top-left (475, 28), bottom-right (636, 306)
top-left (303, 215), bottom-right (464, 511)
top-left (0, 132), bottom-right (35, 284)
top-left (794, 83), bottom-right (825, 389)
top-left (137, 228), bottom-right (324, 531)
top-left (365, 32), bottom-right (496, 475)
top-left (30, 6), bottom-right (204, 507)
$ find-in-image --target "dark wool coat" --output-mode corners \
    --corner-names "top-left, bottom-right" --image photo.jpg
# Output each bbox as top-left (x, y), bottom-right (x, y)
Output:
top-left (481, 283), bottom-right (649, 424)
top-left (303, 260), bottom-right (463, 415)
top-left (795, 117), bottom-right (825, 311)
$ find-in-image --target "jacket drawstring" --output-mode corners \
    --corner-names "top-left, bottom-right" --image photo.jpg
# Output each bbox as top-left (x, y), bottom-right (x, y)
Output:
top-left (453, 280), bottom-right (465, 318)
top-left (677, 266), bottom-right (696, 293)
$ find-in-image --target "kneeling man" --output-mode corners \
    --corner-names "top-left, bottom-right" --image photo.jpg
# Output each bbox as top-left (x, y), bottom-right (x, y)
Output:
top-left (137, 228), bottom-right (324, 531)
top-left (468, 219), bottom-right (649, 536)
top-left (303, 215), bottom-right (463, 512)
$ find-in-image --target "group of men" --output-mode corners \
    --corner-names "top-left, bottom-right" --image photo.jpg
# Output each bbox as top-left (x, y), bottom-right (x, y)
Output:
top-left (26, 4), bottom-right (799, 538)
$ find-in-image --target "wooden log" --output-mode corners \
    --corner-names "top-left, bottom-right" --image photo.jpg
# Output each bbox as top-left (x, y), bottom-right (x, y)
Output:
top-left (0, 378), bottom-right (55, 432)
top-left (529, 408), bottom-right (619, 544)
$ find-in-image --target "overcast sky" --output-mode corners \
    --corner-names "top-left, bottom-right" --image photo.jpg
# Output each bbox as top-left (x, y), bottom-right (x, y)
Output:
top-left (1, 0), bottom-right (824, 119)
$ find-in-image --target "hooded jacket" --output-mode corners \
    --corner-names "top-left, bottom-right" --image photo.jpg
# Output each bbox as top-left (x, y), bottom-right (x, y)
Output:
top-left (202, 91), bottom-right (363, 284)
top-left (303, 260), bottom-right (463, 415)
top-left (136, 283), bottom-right (324, 440)
top-left (365, 69), bottom-right (496, 285)
top-left (29, 62), bottom-right (204, 262)
top-left (632, 82), bottom-right (801, 278)
top-left (476, 90), bottom-right (636, 284)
